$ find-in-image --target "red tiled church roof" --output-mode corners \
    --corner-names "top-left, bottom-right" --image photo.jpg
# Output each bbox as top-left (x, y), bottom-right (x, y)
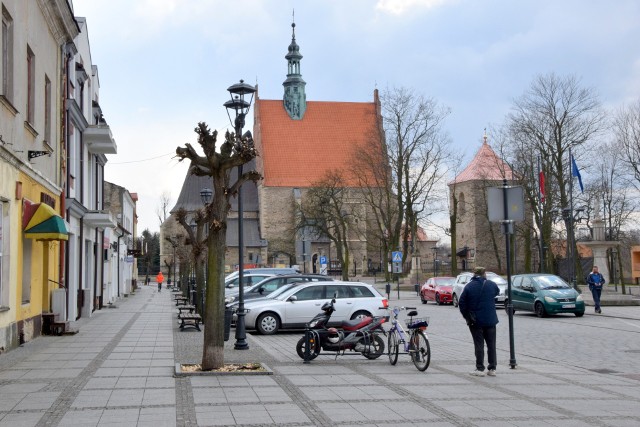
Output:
top-left (449, 139), bottom-right (514, 184)
top-left (254, 94), bottom-right (381, 187)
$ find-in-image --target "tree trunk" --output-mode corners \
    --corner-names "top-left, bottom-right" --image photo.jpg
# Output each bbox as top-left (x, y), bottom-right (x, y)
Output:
top-left (201, 227), bottom-right (226, 370)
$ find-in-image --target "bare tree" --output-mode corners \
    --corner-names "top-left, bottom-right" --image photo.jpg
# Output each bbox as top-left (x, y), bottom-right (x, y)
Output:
top-left (505, 73), bottom-right (606, 283)
top-left (175, 122), bottom-right (260, 370)
top-left (614, 99), bottom-right (640, 190)
top-left (296, 171), bottom-right (362, 281)
top-left (156, 191), bottom-right (172, 226)
top-left (352, 86), bottom-right (452, 280)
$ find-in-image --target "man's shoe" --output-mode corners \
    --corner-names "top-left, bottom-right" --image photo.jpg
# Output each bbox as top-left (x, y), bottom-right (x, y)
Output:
top-left (597, 308), bottom-right (602, 313)
top-left (469, 370), bottom-right (486, 377)
top-left (487, 369), bottom-right (496, 376)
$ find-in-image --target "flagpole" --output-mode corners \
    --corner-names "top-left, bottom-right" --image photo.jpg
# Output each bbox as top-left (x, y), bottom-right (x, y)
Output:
top-left (538, 155), bottom-right (545, 273)
top-left (569, 147), bottom-right (576, 289)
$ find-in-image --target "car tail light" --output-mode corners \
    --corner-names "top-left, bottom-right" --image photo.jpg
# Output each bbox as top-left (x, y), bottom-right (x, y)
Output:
top-left (382, 299), bottom-right (389, 308)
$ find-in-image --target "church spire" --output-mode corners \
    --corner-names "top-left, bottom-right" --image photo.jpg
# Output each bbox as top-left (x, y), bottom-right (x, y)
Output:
top-left (283, 14), bottom-right (306, 120)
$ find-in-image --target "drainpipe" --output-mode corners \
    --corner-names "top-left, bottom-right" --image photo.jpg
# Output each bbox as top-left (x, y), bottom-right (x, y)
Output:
top-left (117, 234), bottom-right (122, 298)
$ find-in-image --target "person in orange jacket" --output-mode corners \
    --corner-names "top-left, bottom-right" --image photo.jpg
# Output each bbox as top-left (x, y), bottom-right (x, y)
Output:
top-left (156, 271), bottom-right (164, 292)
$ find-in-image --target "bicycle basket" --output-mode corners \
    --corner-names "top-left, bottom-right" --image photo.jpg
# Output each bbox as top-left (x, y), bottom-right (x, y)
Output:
top-left (405, 317), bottom-right (429, 329)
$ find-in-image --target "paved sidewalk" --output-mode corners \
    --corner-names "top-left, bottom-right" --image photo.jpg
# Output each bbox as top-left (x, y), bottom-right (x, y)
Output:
top-left (0, 284), bottom-right (639, 426)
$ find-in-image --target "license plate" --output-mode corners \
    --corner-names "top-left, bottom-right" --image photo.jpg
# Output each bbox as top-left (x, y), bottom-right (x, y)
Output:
top-left (562, 304), bottom-right (575, 308)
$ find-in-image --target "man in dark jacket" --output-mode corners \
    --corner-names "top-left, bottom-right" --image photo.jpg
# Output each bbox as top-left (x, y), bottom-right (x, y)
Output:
top-left (586, 265), bottom-right (605, 314)
top-left (459, 267), bottom-right (500, 377)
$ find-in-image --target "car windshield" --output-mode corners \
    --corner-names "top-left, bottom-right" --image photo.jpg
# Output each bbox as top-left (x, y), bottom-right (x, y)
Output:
top-left (435, 278), bottom-right (455, 286)
top-left (533, 275), bottom-right (571, 289)
top-left (486, 273), bottom-right (507, 285)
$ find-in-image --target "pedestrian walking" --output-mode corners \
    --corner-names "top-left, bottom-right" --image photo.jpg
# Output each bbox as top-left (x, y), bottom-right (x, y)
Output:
top-left (156, 271), bottom-right (164, 292)
top-left (586, 265), bottom-right (605, 313)
top-left (459, 266), bottom-right (500, 377)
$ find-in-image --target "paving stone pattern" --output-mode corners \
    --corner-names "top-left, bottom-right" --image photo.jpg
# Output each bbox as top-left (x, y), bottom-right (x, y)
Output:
top-left (0, 284), bottom-right (639, 426)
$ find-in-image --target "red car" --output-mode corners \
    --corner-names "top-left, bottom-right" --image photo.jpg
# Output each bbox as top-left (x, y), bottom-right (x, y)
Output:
top-left (420, 277), bottom-right (456, 305)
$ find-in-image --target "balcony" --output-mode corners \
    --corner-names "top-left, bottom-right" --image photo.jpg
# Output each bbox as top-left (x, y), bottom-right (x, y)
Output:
top-left (84, 123), bottom-right (117, 154)
top-left (84, 210), bottom-right (117, 230)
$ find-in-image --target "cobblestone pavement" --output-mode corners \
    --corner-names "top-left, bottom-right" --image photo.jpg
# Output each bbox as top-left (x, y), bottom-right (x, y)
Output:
top-left (0, 284), bottom-right (639, 426)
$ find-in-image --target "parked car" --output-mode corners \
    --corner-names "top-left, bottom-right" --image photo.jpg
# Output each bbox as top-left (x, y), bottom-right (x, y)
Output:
top-left (224, 274), bottom-right (276, 291)
top-left (452, 271), bottom-right (507, 307)
top-left (238, 281), bottom-right (389, 335)
top-left (225, 274), bottom-right (333, 303)
top-left (511, 274), bottom-right (585, 317)
top-left (224, 267), bottom-right (299, 282)
top-left (420, 277), bottom-right (456, 305)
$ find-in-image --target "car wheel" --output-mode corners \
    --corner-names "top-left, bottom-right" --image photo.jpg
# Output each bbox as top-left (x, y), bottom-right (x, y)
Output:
top-left (435, 294), bottom-right (441, 305)
top-left (574, 311), bottom-right (584, 317)
top-left (452, 293), bottom-right (459, 307)
top-left (350, 310), bottom-right (371, 321)
top-left (421, 293), bottom-right (427, 304)
top-left (256, 312), bottom-right (280, 335)
top-left (534, 302), bottom-right (546, 318)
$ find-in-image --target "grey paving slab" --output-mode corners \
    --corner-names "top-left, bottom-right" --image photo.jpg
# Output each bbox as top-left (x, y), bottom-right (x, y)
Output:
top-left (0, 283), bottom-right (638, 426)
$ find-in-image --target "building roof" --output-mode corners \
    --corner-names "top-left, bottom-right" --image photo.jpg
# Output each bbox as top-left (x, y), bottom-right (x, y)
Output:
top-left (449, 139), bottom-right (514, 185)
top-left (170, 159), bottom-right (259, 214)
top-left (254, 95), bottom-right (381, 187)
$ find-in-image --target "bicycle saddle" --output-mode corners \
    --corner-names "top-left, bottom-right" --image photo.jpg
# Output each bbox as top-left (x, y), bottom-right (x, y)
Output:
top-left (407, 310), bottom-right (418, 317)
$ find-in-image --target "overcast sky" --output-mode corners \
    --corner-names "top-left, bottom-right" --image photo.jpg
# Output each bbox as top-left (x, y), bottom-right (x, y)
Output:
top-left (70, 0), bottom-right (640, 237)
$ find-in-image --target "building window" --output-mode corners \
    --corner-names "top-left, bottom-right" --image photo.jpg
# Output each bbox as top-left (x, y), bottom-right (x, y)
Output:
top-left (1, 6), bottom-right (13, 101)
top-left (44, 75), bottom-right (51, 143)
top-left (26, 45), bottom-right (35, 124)
top-left (0, 201), bottom-right (6, 307)
top-left (22, 236), bottom-right (32, 304)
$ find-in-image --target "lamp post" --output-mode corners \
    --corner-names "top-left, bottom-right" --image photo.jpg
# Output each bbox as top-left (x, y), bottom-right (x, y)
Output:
top-left (200, 188), bottom-right (212, 316)
top-left (224, 79), bottom-right (255, 351)
top-left (431, 246), bottom-right (438, 277)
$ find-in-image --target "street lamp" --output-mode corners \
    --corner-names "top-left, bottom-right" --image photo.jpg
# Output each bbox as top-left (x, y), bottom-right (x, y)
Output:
top-left (224, 79), bottom-right (255, 351)
top-left (431, 246), bottom-right (438, 277)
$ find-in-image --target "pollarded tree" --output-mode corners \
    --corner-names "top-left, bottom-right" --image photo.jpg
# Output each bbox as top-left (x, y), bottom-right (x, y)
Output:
top-left (175, 122), bottom-right (260, 370)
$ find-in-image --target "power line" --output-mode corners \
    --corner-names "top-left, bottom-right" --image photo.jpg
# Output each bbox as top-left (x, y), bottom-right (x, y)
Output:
top-left (109, 152), bottom-right (175, 164)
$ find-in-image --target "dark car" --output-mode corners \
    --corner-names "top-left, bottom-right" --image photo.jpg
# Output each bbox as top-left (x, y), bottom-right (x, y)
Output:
top-left (511, 274), bottom-right (585, 317)
top-left (420, 276), bottom-right (456, 305)
top-left (225, 274), bottom-right (333, 304)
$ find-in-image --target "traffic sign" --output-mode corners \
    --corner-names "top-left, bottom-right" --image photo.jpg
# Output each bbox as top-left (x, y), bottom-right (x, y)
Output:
top-left (392, 251), bottom-right (402, 263)
top-left (319, 256), bottom-right (327, 265)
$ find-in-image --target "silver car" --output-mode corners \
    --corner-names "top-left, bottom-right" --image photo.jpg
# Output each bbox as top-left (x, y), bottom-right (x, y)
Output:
top-left (452, 271), bottom-right (507, 307)
top-left (239, 281), bottom-right (389, 335)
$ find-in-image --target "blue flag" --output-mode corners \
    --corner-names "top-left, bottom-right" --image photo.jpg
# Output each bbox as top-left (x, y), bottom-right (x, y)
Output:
top-left (571, 155), bottom-right (584, 193)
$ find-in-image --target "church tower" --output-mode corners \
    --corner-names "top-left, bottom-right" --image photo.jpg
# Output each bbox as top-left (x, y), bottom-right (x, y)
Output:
top-left (282, 21), bottom-right (306, 120)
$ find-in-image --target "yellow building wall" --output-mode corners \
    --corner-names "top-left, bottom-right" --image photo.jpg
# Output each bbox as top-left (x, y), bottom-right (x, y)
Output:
top-left (0, 161), bottom-right (19, 338)
top-left (15, 171), bottom-right (63, 342)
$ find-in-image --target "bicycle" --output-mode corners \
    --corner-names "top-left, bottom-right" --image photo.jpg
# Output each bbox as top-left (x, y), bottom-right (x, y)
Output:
top-left (384, 306), bottom-right (431, 371)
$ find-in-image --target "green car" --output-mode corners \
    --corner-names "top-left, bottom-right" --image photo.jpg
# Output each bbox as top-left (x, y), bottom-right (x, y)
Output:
top-left (510, 274), bottom-right (585, 318)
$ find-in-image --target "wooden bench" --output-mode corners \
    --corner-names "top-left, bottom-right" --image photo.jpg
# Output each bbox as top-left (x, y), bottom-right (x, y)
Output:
top-left (174, 296), bottom-right (189, 306)
top-left (178, 313), bottom-right (202, 331)
top-left (177, 305), bottom-right (196, 315)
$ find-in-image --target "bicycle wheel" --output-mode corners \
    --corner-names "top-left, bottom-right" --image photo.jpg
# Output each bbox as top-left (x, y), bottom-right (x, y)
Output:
top-left (387, 330), bottom-right (399, 365)
top-left (410, 330), bottom-right (431, 371)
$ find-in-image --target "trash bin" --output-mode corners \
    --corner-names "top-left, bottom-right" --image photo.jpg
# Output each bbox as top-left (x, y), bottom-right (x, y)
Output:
top-left (385, 283), bottom-right (391, 296)
top-left (414, 283), bottom-right (420, 295)
top-left (224, 308), bottom-right (233, 341)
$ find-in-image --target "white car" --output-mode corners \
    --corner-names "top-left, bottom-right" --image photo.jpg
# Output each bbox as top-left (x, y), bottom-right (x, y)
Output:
top-left (452, 271), bottom-right (508, 307)
top-left (239, 281), bottom-right (389, 335)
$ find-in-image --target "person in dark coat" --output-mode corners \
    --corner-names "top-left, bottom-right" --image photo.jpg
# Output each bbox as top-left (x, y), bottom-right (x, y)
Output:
top-left (459, 266), bottom-right (500, 377)
top-left (586, 265), bottom-right (605, 313)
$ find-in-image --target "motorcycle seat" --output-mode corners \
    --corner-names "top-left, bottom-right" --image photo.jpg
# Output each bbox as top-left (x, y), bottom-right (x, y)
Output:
top-left (341, 316), bottom-right (372, 331)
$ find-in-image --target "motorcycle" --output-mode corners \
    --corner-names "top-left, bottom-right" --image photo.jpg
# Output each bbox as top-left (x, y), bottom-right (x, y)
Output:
top-left (295, 297), bottom-right (386, 360)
